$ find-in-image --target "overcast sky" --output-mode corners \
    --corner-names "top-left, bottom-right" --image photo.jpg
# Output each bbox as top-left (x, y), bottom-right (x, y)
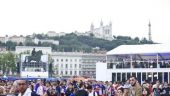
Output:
top-left (0, 0), bottom-right (170, 43)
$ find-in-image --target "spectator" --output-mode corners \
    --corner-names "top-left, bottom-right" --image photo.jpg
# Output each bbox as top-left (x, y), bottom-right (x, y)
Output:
top-left (153, 80), bottom-right (161, 96)
top-left (65, 83), bottom-right (74, 96)
top-left (75, 83), bottom-right (88, 96)
top-left (87, 84), bottom-right (98, 96)
top-left (117, 87), bottom-right (123, 96)
top-left (36, 79), bottom-right (44, 96)
top-left (17, 79), bottom-right (32, 96)
top-left (129, 76), bottom-right (142, 96)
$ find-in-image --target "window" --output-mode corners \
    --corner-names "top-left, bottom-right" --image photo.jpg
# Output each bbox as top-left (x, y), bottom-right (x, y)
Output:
top-left (70, 59), bottom-right (72, 62)
top-left (75, 64), bottom-right (77, 68)
top-left (74, 71), bottom-right (77, 75)
top-left (61, 59), bottom-right (63, 62)
top-left (66, 64), bottom-right (68, 68)
top-left (70, 71), bottom-right (72, 75)
top-left (56, 59), bottom-right (59, 62)
top-left (66, 59), bottom-right (68, 62)
top-left (65, 71), bottom-right (67, 75)
top-left (61, 64), bottom-right (63, 68)
top-left (79, 71), bottom-right (81, 75)
top-left (70, 64), bottom-right (72, 68)
top-left (79, 64), bottom-right (81, 68)
top-left (75, 59), bottom-right (77, 62)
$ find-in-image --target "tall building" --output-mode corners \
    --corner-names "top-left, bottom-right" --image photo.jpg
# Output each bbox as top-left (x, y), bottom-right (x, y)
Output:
top-left (89, 20), bottom-right (113, 41)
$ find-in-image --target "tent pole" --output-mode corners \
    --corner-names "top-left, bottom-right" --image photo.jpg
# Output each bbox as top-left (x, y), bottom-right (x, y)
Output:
top-left (157, 54), bottom-right (159, 68)
top-left (130, 55), bottom-right (133, 68)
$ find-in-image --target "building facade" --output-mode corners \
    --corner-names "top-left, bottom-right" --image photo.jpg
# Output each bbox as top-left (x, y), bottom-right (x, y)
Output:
top-left (9, 35), bottom-right (26, 44)
top-left (0, 35), bottom-right (26, 44)
top-left (52, 52), bottom-right (106, 78)
top-left (52, 52), bottom-right (83, 77)
top-left (0, 37), bottom-right (5, 43)
top-left (81, 53), bottom-right (106, 78)
top-left (89, 21), bottom-right (113, 41)
top-left (47, 31), bottom-right (66, 37)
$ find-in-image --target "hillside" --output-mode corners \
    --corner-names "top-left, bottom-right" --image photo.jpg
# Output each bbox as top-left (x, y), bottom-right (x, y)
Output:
top-left (35, 33), bottom-right (154, 52)
top-left (0, 33), bottom-right (154, 52)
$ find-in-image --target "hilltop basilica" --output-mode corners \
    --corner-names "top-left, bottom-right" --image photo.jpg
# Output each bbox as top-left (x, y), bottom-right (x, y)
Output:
top-left (89, 20), bottom-right (113, 41)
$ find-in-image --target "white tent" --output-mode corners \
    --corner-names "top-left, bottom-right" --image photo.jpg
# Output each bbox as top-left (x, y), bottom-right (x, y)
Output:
top-left (107, 44), bottom-right (170, 55)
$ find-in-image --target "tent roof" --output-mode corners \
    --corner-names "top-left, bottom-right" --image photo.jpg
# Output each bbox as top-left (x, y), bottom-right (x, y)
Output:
top-left (107, 44), bottom-right (170, 55)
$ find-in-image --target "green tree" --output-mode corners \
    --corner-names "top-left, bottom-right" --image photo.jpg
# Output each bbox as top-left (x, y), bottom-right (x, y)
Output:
top-left (89, 33), bottom-right (94, 37)
top-left (25, 37), bottom-right (35, 46)
top-left (38, 41), bottom-right (42, 46)
top-left (6, 41), bottom-right (17, 51)
top-left (140, 38), bottom-right (148, 44)
top-left (0, 52), bottom-right (17, 75)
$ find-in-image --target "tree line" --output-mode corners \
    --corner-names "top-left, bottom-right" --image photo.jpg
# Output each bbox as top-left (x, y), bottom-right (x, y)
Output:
top-left (0, 33), bottom-right (154, 52)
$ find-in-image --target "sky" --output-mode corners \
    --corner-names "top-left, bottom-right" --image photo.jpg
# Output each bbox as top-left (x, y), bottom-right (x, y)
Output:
top-left (0, 0), bottom-right (170, 43)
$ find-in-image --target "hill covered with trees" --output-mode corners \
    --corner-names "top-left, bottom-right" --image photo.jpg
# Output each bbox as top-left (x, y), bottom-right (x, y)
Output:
top-left (0, 33), bottom-right (154, 52)
top-left (50, 33), bottom-right (153, 52)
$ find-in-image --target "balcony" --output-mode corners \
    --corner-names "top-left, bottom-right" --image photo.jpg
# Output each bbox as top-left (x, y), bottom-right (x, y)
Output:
top-left (107, 60), bottom-right (170, 69)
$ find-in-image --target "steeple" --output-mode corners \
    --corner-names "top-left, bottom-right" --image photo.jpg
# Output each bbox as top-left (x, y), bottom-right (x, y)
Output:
top-left (148, 21), bottom-right (152, 41)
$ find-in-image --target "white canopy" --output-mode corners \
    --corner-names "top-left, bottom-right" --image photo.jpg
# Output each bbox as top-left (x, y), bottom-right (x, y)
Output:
top-left (107, 44), bottom-right (170, 55)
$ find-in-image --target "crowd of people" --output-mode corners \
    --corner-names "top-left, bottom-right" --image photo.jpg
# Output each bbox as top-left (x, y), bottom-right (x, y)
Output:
top-left (0, 76), bottom-right (170, 96)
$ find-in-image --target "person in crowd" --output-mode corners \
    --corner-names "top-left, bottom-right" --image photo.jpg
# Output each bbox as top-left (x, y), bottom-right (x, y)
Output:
top-left (9, 80), bottom-right (20, 96)
top-left (65, 83), bottom-right (74, 96)
top-left (87, 84), bottom-right (98, 96)
top-left (36, 79), bottom-right (44, 96)
top-left (116, 87), bottom-right (123, 96)
top-left (56, 80), bottom-right (61, 96)
top-left (0, 86), bottom-right (6, 95)
top-left (75, 83), bottom-right (88, 96)
top-left (123, 81), bottom-right (131, 96)
top-left (17, 79), bottom-right (32, 96)
top-left (161, 82), bottom-right (170, 96)
top-left (50, 82), bottom-right (58, 96)
top-left (44, 81), bottom-right (52, 93)
top-left (142, 87), bottom-right (150, 96)
top-left (129, 76), bottom-right (142, 96)
top-left (107, 82), bottom-right (116, 96)
top-left (60, 82), bottom-right (66, 96)
top-left (30, 84), bottom-right (39, 96)
top-left (153, 80), bottom-right (161, 96)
